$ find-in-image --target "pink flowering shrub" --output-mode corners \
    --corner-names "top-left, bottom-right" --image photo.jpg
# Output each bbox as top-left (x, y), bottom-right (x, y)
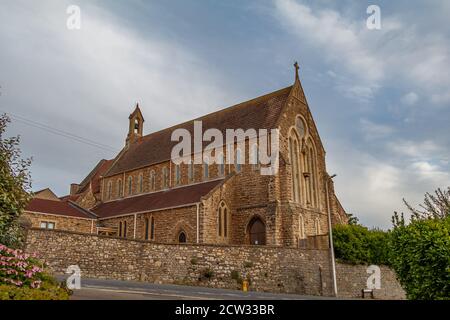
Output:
top-left (0, 243), bottom-right (69, 300)
top-left (0, 243), bottom-right (46, 289)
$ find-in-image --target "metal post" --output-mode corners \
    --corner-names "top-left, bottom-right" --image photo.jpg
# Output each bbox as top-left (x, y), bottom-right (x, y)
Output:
top-left (326, 174), bottom-right (338, 297)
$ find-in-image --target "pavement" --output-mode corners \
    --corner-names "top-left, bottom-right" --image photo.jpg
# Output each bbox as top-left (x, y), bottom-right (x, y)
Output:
top-left (57, 276), bottom-right (334, 300)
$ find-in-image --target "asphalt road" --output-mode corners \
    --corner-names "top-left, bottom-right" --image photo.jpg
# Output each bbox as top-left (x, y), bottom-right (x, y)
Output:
top-left (61, 277), bottom-right (333, 300)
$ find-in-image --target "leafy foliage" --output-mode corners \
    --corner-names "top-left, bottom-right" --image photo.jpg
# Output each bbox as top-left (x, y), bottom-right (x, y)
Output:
top-left (333, 224), bottom-right (390, 265)
top-left (389, 213), bottom-right (450, 300)
top-left (0, 114), bottom-right (32, 247)
top-left (345, 213), bottom-right (359, 225)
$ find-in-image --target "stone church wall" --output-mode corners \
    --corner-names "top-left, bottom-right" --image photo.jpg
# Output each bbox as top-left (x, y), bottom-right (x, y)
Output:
top-left (24, 228), bottom-right (405, 299)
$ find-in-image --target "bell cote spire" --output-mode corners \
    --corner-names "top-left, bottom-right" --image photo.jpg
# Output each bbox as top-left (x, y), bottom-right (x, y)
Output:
top-left (126, 103), bottom-right (145, 146)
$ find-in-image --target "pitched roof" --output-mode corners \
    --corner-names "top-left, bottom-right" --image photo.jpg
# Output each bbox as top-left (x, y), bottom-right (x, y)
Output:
top-left (105, 86), bottom-right (293, 177)
top-left (25, 198), bottom-right (96, 219)
top-left (77, 159), bottom-right (114, 194)
top-left (92, 179), bottom-right (223, 218)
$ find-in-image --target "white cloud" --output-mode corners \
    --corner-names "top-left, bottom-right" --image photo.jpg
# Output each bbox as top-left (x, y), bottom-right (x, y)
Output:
top-left (387, 139), bottom-right (442, 159)
top-left (327, 138), bottom-right (448, 229)
top-left (401, 92), bottom-right (419, 106)
top-left (0, 1), bottom-right (238, 194)
top-left (359, 118), bottom-right (395, 140)
top-left (274, 0), bottom-right (450, 106)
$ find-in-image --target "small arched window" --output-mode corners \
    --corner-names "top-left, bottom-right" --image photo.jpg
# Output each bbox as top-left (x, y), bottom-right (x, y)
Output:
top-left (203, 158), bottom-right (209, 180)
top-left (134, 118), bottom-right (139, 134)
top-left (123, 221), bottom-right (127, 238)
top-left (217, 201), bottom-right (229, 239)
top-left (314, 218), bottom-right (321, 235)
top-left (218, 153), bottom-right (225, 176)
top-left (149, 170), bottom-right (156, 191)
top-left (118, 221), bottom-right (122, 237)
top-left (188, 161), bottom-right (194, 182)
top-left (150, 216), bottom-right (155, 240)
top-left (162, 167), bottom-right (169, 189)
top-left (251, 143), bottom-right (259, 170)
top-left (299, 214), bottom-right (305, 239)
top-left (144, 217), bottom-right (149, 240)
top-left (127, 176), bottom-right (133, 195)
top-left (138, 174), bottom-right (143, 193)
top-left (235, 149), bottom-right (242, 172)
top-left (117, 179), bottom-right (123, 197)
top-left (175, 164), bottom-right (181, 185)
top-left (178, 231), bottom-right (186, 243)
top-left (107, 181), bottom-right (112, 200)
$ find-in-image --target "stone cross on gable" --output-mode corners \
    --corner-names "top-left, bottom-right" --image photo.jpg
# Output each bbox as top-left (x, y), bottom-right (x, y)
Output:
top-left (294, 61), bottom-right (299, 80)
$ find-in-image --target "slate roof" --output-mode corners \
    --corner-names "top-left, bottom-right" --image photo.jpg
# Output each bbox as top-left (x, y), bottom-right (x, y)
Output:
top-left (25, 198), bottom-right (96, 219)
top-left (92, 179), bottom-right (223, 218)
top-left (105, 86), bottom-right (293, 177)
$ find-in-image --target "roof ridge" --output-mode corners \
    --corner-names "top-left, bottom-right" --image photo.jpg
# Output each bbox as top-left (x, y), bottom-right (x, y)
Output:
top-left (138, 85), bottom-right (293, 141)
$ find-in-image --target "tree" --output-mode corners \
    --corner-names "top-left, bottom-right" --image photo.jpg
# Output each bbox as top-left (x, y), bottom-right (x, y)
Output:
top-left (389, 188), bottom-right (450, 300)
top-left (333, 224), bottom-right (390, 265)
top-left (0, 114), bottom-right (32, 247)
top-left (403, 187), bottom-right (450, 220)
top-left (345, 213), bottom-right (359, 225)
top-left (390, 214), bottom-right (450, 300)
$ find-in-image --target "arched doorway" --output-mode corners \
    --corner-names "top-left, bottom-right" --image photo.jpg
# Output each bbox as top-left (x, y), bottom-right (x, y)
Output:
top-left (178, 231), bottom-right (187, 243)
top-left (247, 217), bottom-right (266, 245)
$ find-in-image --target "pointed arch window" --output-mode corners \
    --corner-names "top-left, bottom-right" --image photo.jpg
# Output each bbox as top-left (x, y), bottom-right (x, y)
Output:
top-left (127, 176), bottom-right (133, 195)
top-left (107, 181), bottom-right (112, 200)
top-left (304, 138), bottom-right (319, 208)
top-left (175, 164), bottom-right (181, 185)
top-left (314, 218), bottom-right (321, 235)
top-left (218, 153), bottom-right (225, 176)
top-left (188, 161), bottom-right (194, 182)
top-left (217, 201), bottom-right (230, 239)
top-left (178, 231), bottom-right (186, 243)
top-left (299, 214), bottom-right (305, 239)
top-left (289, 133), bottom-right (301, 203)
top-left (203, 157), bottom-right (209, 180)
top-left (162, 167), bottom-right (169, 189)
top-left (122, 220), bottom-right (127, 238)
top-left (150, 216), bottom-right (155, 240)
top-left (251, 143), bottom-right (260, 170)
top-left (138, 174), bottom-right (143, 193)
top-left (117, 179), bottom-right (123, 198)
top-left (144, 217), bottom-right (149, 240)
top-left (235, 149), bottom-right (242, 172)
top-left (149, 170), bottom-right (156, 191)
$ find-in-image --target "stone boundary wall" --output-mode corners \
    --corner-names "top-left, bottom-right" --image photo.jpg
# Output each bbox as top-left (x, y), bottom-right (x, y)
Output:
top-left (336, 263), bottom-right (406, 300)
top-left (24, 229), bottom-right (405, 299)
top-left (24, 228), bottom-right (334, 296)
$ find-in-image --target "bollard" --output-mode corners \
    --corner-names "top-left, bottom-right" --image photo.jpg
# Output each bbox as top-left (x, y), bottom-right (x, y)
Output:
top-left (242, 280), bottom-right (249, 292)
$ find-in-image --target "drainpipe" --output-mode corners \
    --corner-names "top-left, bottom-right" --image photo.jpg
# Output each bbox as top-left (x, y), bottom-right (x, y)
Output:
top-left (326, 174), bottom-right (338, 297)
top-left (196, 203), bottom-right (200, 243)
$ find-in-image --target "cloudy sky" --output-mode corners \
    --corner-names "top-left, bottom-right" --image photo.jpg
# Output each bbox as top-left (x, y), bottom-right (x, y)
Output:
top-left (1, 0), bottom-right (449, 229)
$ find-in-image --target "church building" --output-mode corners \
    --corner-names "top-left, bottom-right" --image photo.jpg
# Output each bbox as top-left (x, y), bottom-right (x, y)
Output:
top-left (24, 64), bottom-right (348, 247)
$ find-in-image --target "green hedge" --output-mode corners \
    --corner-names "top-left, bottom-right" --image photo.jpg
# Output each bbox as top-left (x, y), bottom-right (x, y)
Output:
top-left (389, 216), bottom-right (450, 300)
top-left (332, 224), bottom-right (390, 265)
